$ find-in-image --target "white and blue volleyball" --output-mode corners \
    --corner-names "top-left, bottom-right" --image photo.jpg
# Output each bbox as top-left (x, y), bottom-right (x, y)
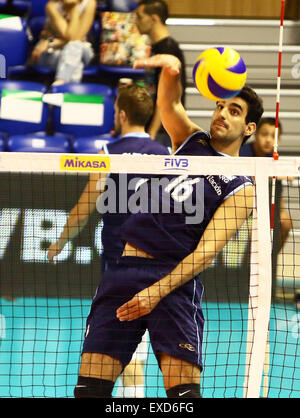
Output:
top-left (193, 47), bottom-right (247, 101)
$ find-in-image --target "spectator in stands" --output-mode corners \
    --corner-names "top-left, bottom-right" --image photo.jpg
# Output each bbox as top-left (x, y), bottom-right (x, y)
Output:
top-left (30, 0), bottom-right (97, 85)
top-left (240, 117), bottom-right (293, 251)
top-left (135, 0), bottom-right (186, 146)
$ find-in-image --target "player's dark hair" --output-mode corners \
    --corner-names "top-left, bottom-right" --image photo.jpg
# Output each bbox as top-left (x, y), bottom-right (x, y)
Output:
top-left (257, 117), bottom-right (283, 134)
top-left (117, 84), bottom-right (154, 127)
top-left (236, 85), bottom-right (264, 143)
top-left (138, 0), bottom-right (169, 24)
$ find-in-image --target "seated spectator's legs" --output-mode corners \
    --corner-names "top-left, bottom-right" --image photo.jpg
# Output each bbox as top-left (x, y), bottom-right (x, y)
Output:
top-left (36, 49), bottom-right (61, 71)
top-left (56, 41), bottom-right (94, 83)
top-left (36, 41), bottom-right (94, 84)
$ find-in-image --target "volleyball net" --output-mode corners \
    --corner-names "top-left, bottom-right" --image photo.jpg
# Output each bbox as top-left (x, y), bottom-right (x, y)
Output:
top-left (0, 152), bottom-right (299, 398)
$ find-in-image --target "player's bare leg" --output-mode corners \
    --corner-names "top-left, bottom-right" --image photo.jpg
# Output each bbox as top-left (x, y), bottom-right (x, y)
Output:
top-left (79, 353), bottom-right (122, 381)
top-left (160, 352), bottom-right (201, 398)
top-left (74, 353), bottom-right (122, 398)
top-left (279, 209), bottom-right (292, 251)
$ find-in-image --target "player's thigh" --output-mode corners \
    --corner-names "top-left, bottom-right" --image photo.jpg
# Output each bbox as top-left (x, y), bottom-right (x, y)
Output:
top-left (148, 278), bottom-right (205, 373)
top-left (160, 352), bottom-right (201, 391)
top-left (80, 352), bottom-right (122, 382)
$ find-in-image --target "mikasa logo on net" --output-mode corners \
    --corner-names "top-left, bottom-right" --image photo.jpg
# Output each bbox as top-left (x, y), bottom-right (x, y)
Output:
top-left (60, 156), bottom-right (110, 172)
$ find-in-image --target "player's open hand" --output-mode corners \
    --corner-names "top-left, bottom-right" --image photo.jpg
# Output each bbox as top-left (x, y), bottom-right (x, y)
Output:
top-left (116, 286), bottom-right (162, 321)
top-left (133, 54), bottom-right (181, 76)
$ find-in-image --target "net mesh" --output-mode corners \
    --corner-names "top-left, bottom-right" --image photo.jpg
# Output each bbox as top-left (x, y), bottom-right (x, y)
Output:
top-left (269, 177), bottom-right (300, 398)
top-left (0, 153), bottom-right (299, 398)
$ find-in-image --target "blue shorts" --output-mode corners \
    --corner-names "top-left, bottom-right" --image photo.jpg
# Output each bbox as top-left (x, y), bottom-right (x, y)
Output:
top-left (82, 257), bottom-right (205, 371)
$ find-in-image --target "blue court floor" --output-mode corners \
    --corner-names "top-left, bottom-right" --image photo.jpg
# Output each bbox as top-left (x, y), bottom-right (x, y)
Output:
top-left (0, 298), bottom-right (299, 398)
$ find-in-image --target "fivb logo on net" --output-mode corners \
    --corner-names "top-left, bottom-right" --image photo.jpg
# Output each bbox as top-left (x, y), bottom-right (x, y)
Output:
top-left (0, 54), bottom-right (6, 79)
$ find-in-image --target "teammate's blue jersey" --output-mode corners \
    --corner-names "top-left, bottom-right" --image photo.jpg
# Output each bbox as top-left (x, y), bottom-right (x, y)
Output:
top-left (100, 133), bottom-right (169, 263)
top-left (120, 131), bottom-right (253, 267)
top-left (240, 142), bottom-right (272, 157)
top-left (239, 142), bottom-right (256, 157)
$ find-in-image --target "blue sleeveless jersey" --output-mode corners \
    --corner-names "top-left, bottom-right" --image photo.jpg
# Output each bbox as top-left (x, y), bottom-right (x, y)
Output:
top-left (100, 134), bottom-right (169, 263)
top-left (120, 131), bottom-right (253, 267)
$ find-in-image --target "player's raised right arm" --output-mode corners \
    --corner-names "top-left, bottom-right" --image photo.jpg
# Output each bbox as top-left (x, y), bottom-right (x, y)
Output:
top-left (134, 54), bottom-right (201, 152)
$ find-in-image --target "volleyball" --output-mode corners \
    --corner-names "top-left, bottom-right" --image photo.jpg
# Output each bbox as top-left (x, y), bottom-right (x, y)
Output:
top-left (193, 47), bottom-right (247, 101)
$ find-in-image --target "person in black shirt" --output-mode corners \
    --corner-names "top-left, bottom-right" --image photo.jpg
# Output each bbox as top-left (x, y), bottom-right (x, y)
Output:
top-left (135, 0), bottom-right (186, 146)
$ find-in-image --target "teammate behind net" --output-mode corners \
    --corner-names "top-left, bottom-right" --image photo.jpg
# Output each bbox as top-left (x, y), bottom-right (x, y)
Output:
top-left (73, 54), bottom-right (264, 399)
top-left (47, 84), bottom-right (169, 397)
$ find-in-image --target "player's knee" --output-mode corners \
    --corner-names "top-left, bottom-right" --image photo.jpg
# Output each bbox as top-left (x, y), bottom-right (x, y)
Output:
top-left (74, 376), bottom-right (114, 398)
top-left (166, 383), bottom-right (202, 398)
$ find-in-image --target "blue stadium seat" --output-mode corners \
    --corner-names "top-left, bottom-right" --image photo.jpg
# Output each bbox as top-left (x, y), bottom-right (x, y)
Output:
top-left (0, 133), bottom-right (5, 151)
top-left (98, 64), bottom-right (145, 80)
top-left (6, 132), bottom-right (71, 152)
top-left (97, 0), bottom-right (109, 11)
top-left (50, 82), bottom-right (114, 138)
top-left (27, 15), bottom-right (46, 44)
top-left (14, 0), bottom-right (48, 17)
top-left (0, 80), bottom-right (49, 135)
top-left (72, 133), bottom-right (119, 153)
top-left (12, 0), bottom-right (31, 13)
top-left (108, 0), bottom-right (138, 12)
top-left (0, 17), bottom-right (28, 76)
top-left (4, 0), bottom-right (51, 16)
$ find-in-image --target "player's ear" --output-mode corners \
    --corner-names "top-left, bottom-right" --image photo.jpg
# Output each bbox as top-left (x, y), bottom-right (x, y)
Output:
top-left (244, 122), bottom-right (256, 138)
top-left (119, 109), bottom-right (127, 124)
top-left (151, 13), bottom-right (161, 24)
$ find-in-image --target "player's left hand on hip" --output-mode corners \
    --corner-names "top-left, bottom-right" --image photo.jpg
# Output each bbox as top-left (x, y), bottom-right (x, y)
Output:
top-left (116, 287), bottom-right (161, 321)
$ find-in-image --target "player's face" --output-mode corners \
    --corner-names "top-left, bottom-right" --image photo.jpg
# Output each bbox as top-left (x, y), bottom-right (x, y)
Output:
top-left (135, 5), bottom-right (153, 35)
top-left (210, 98), bottom-right (250, 143)
top-left (255, 123), bottom-right (278, 155)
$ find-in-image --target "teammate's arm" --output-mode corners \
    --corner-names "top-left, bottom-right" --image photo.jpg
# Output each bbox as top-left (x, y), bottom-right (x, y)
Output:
top-left (134, 54), bottom-right (201, 152)
top-left (116, 185), bottom-right (254, 321)
top-left (47, 152), bottom-right (107, 261)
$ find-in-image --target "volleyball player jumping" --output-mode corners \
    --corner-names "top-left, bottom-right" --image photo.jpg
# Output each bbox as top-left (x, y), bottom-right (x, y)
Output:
top-left (74, 54), bottom-right (264, 399)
